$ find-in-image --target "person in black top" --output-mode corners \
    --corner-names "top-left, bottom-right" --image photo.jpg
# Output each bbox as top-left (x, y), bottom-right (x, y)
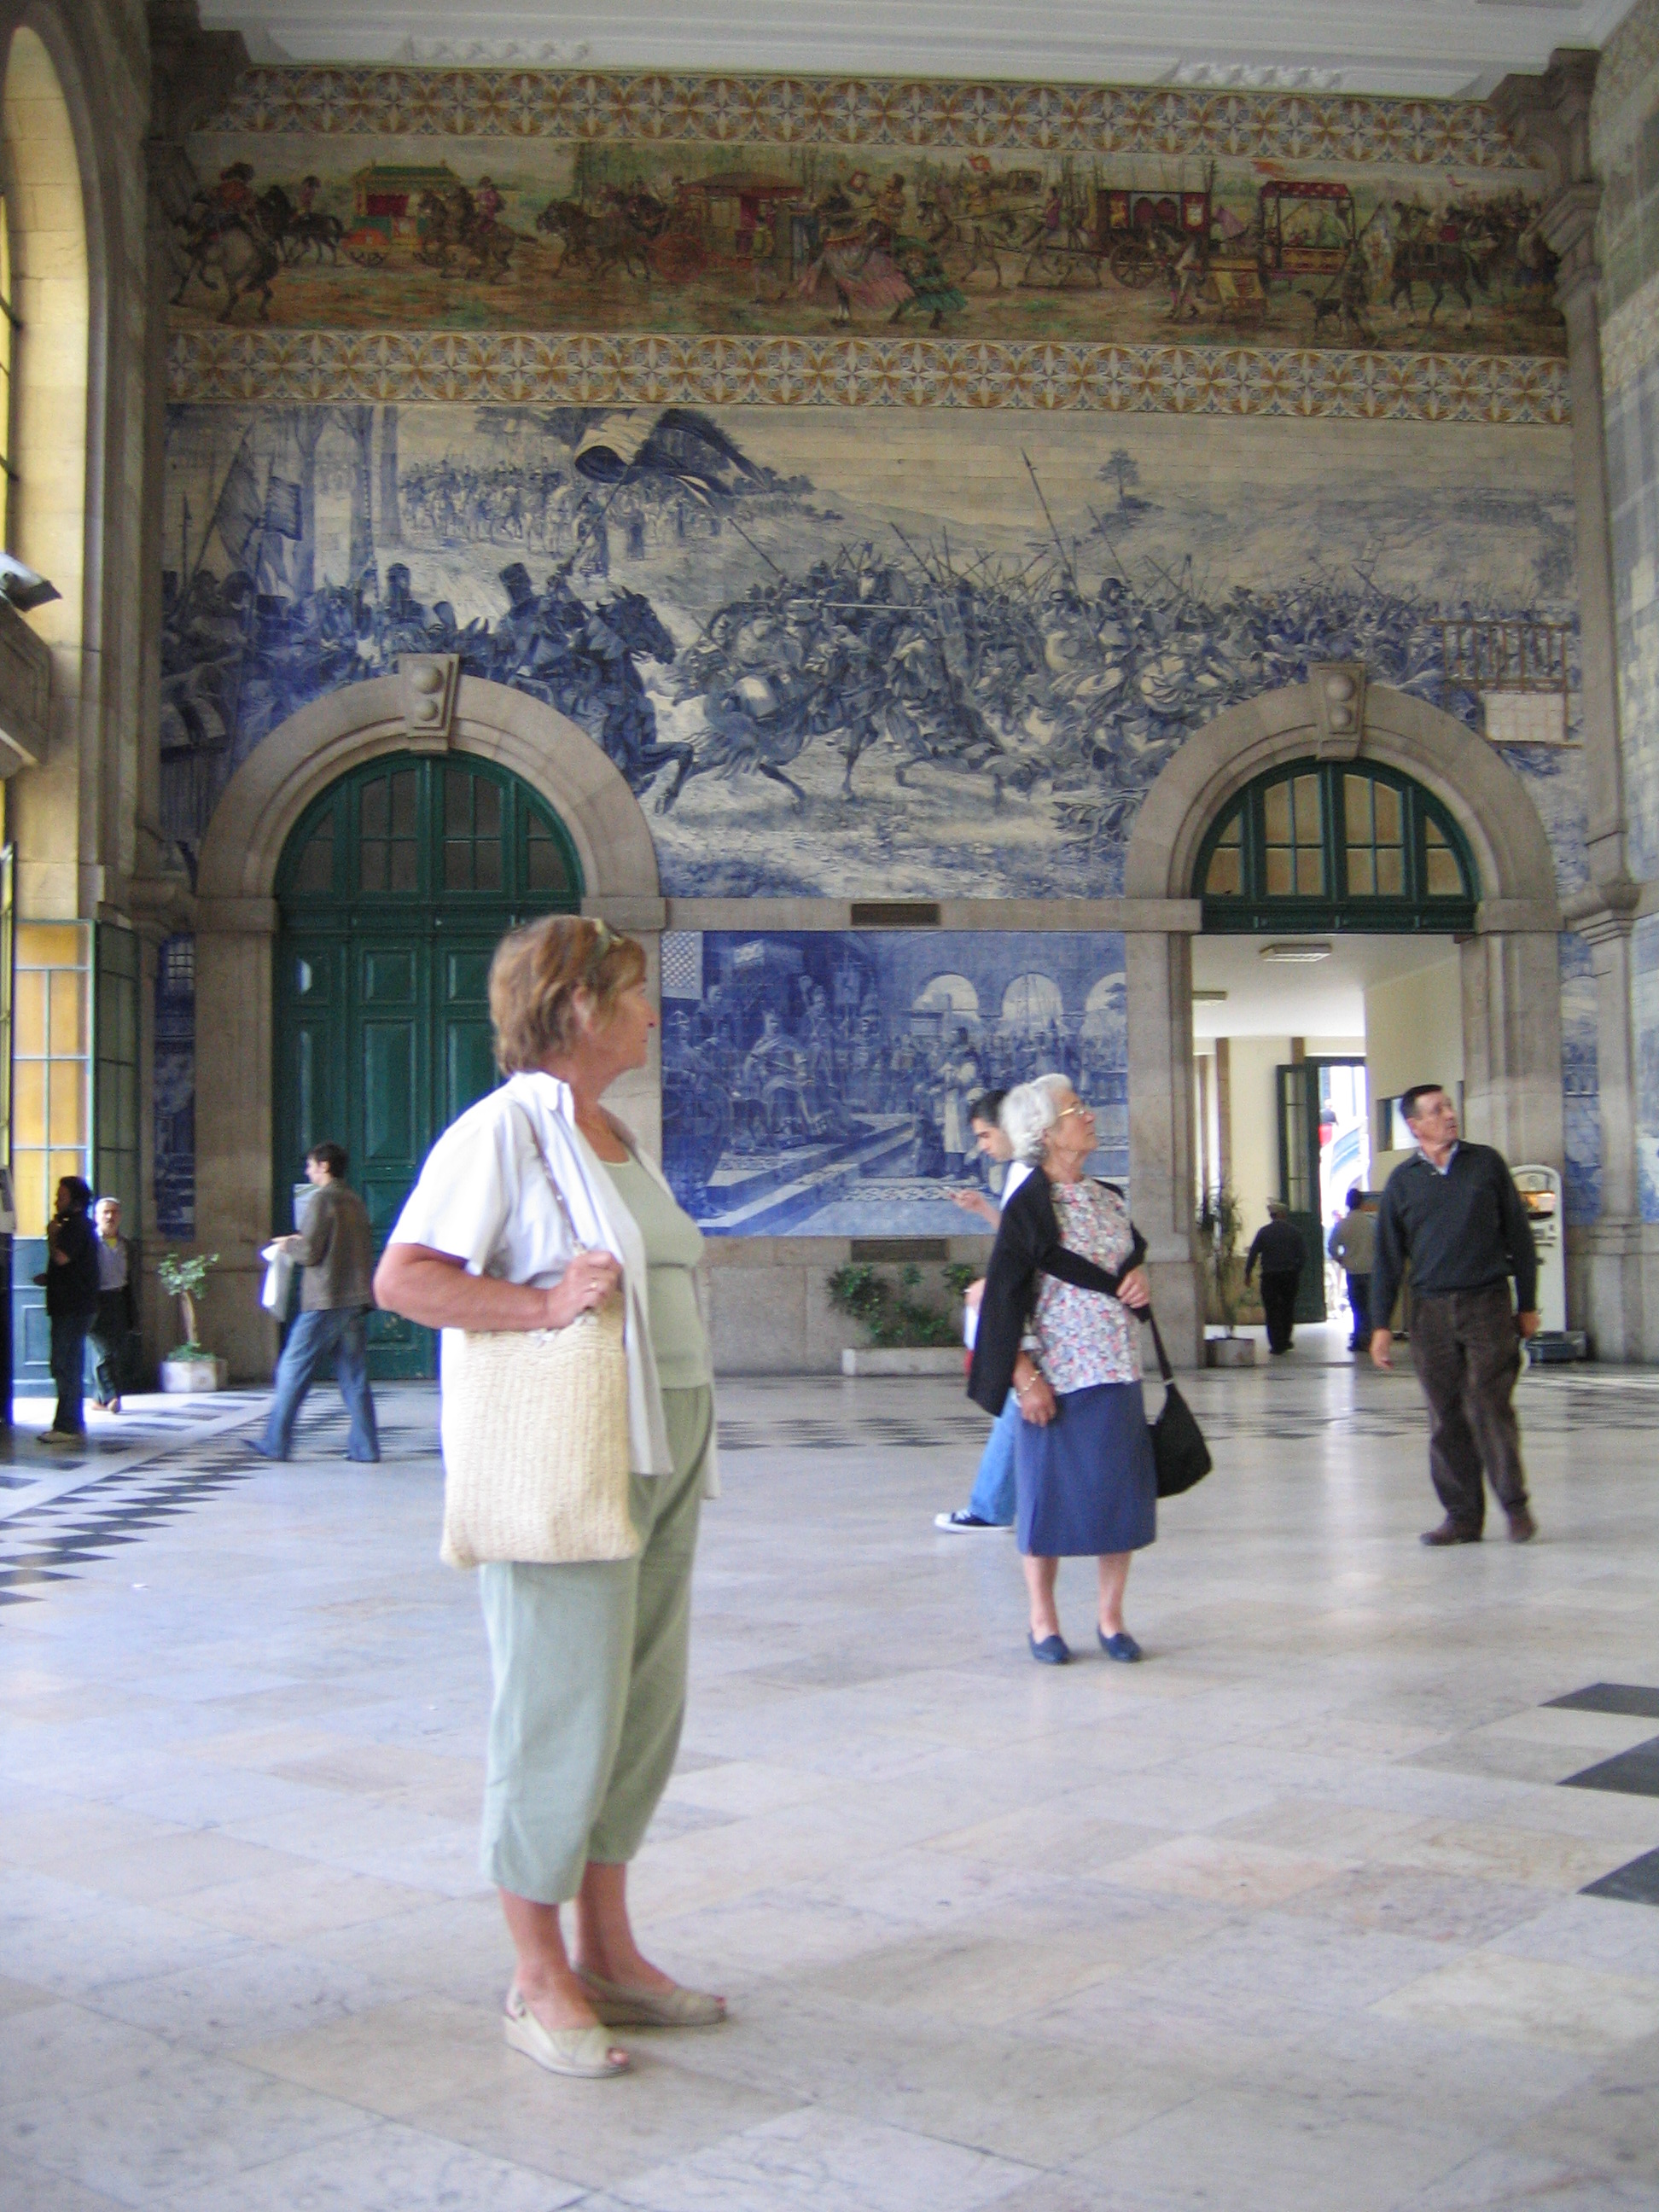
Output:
top-left (1369, 1084), bottom-right (1540, 1545)
top-left (1243, 1202), bottom-right (1305, 1354)
top-left (38, 1176), bottom-right (100, 1444)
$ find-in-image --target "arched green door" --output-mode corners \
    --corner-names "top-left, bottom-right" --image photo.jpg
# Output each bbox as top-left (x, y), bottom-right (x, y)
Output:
top-left (275, 752), bottom-right (582, 1378)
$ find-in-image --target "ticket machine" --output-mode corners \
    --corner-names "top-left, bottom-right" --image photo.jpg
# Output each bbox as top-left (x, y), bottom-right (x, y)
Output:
top-left (1511, 1164), bottom-right (1567, 1335)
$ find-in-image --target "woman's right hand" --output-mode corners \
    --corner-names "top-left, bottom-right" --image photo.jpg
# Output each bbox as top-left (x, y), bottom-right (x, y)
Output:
top-left (542, 1249), bottom-right (623, 1329)
top-left (1016, 1375), bottom-right (1057, 1426)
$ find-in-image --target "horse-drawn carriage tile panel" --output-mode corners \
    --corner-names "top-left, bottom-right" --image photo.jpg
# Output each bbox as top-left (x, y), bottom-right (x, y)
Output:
top-left (660, 927), bottom-right (1128, 1237)
top-left (173, 71), bottom-right (1564, 358)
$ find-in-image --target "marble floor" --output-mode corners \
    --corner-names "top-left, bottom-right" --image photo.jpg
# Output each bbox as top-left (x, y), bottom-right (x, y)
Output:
top-left (3, 1354), bottom-right (1659, 2210)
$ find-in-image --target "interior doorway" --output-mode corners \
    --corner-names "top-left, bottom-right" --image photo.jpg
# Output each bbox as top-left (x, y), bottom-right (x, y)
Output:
top-left (1193, 934), bottom-right (1467, 1351)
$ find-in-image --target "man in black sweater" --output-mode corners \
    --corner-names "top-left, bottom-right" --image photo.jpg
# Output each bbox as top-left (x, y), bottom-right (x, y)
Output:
top-left (1370, 1084), bottom-right (1540, 1545)
top-left (1244, 1201), bottom-right (1305, 1353)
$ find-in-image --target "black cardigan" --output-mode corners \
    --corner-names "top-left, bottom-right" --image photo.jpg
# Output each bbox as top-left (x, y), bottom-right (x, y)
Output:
top-left (966, 1167), bottom-right (1147, 1416)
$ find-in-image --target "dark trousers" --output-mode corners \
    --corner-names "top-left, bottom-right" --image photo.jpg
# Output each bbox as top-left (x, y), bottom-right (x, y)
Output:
top-left (1345, 1272), bottom-right (1371, 1348)
top-left (90, 1290), bottom-right (131, 1404)
top-left (1409, 1283), bottom-right (1528, 1531)
top-left (1259, 1271), bottom-right (1301, 1353)
top-left (49, 1311), bottom-right (93, 1435)
top-left (259, 1306), bottom-right (380, 1461)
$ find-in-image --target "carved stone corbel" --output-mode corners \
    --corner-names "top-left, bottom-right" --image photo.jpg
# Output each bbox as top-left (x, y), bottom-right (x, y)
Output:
top-left (1309, 662), bottom-right (1366, 758)
top-left (398, 654), bottom-right (460, 749)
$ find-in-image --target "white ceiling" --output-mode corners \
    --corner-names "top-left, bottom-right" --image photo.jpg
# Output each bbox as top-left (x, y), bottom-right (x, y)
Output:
top-left (1190, 934), bottom-right (1460, 1042)
top-left (201, 0), bottom-right (1640, 101)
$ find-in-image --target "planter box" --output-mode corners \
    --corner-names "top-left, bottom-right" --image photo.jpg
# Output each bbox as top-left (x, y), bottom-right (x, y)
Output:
top-left (841, 1348), bottom-right (965, 1377)
top-left (161, 1355), bottom-right (230, 1393)
top-left (1204, 1336), bottom-right (1257, 1368)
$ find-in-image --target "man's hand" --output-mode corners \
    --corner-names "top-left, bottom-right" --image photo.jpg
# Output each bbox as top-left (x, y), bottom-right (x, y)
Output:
top-left (951, 1189), bottom-right (998, 1227)
top-left (1516, 1309), bottom-right (1541, 1341)
top-left (1370, 1327), bottom-right (1394, 1371)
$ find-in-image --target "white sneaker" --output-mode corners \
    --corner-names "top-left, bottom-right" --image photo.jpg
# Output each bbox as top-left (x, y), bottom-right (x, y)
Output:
top-left (934, 1510), bottom-right (1010, 1533)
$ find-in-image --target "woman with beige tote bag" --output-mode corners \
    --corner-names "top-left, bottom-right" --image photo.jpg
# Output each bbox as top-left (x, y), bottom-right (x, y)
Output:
top-left (376, 916), bottom-right (725, 2081)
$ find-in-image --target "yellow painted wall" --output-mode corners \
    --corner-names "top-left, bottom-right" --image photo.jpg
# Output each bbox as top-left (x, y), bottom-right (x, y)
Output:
top-left (1365, 955), bottom-right (1464, 1183)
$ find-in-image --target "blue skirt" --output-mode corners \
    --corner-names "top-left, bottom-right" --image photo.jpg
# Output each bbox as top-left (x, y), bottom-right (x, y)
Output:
top-left (1016, 1381), bottom-right (1157, 1557)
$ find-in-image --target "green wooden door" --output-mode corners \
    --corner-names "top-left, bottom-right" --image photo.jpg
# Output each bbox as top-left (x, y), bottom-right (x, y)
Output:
top-left (275, 754), bottom-right (582, 1380)
top-left (1275, 1061), bottom-right (1327, 1324)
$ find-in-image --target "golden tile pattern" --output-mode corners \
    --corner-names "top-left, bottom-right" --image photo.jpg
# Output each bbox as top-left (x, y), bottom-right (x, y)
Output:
top-left (1602, 273), bottom-right (1659, 397)
top-left (167, 329), bottom-right (1571, 425)
top-left (207, 67), bottom-right (1528, 169)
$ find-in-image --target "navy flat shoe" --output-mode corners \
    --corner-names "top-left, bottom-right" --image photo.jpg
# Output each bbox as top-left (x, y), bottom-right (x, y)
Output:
top-left (1028, 1632), bottom-right (1070, 1665)
top-left (1098, 1630), bottom-right (1143, 1662)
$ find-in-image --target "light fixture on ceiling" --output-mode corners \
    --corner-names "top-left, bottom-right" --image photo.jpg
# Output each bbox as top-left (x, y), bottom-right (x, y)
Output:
top-left (1191, 988), bottom-right (1229, 1002)
top-left (1258, 941), bottom-right (1332, 963)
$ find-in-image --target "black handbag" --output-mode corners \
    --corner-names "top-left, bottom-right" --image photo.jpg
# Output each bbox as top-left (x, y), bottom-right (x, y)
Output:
top-left (1144, 1309), bottom-right (1213, 1499)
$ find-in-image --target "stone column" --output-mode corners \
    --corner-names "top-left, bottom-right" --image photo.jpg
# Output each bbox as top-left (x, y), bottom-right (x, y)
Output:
top-left (1497, 50), bottom-right (1647, 1353)
top-left (1124, 906), bottom-right (1202, 1365)
top-left (194, 899), bottom-right (277, 1381)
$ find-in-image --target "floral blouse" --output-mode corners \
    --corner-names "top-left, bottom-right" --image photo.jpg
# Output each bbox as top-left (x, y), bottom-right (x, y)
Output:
top-left (1031, 1179), bottom-right (1142, 1393)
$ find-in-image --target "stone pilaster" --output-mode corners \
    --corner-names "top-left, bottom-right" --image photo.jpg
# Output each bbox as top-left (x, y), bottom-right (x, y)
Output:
top-left (1496, 50), bottom-right (1651, 1353)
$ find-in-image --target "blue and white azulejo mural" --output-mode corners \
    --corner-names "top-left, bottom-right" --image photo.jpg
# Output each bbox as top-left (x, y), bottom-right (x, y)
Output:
top-left (660, 929), bottom-right (1126, 1236)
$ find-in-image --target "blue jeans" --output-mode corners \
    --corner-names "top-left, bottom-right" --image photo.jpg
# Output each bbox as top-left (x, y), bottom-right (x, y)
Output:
top-left (259, 1307), bottom-right (380, 1461)
top-left (1346, 1273), bottom-right (1371, 1345)
top-left (966, 1390), bottom-right (1021, 1523)
top-left (49, 1311), bottom-right (92, 1435)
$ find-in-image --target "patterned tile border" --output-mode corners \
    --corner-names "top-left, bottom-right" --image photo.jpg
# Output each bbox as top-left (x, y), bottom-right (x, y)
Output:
top-left (1603, 269), bottom-right (1659, 396)
top-left (206, 67), bottom-right (1528, 170)
top-left (167, 329), bottom-right (1571, 425)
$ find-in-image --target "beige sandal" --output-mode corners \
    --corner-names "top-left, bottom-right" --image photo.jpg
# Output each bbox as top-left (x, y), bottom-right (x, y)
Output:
top-left (504, 1986), bottom-right (629, 2077)
top-left (576, 1965), bottom-right (727, 2028)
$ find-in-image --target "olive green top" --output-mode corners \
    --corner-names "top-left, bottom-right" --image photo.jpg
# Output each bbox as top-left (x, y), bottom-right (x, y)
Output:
top-left (602, 1158), bottom-right (711, 1388)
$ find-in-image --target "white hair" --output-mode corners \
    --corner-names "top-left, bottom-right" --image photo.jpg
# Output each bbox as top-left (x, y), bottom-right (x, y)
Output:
top-left (1000, 1072), bottom-right (1074, 1163)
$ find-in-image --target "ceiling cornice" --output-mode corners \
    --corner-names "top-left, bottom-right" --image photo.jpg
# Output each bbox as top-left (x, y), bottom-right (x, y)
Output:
top-left (199, 1), bottom-right (1642, 101)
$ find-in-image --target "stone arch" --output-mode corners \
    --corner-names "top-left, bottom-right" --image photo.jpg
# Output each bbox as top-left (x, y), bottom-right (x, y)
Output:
top-left (198, 674), bottom-right (661, 909)
top-left (1117, 673), bottom-right (1566, 1365)
top-left (1122, 674), bottom-right (1561, 913)
top-left (195, 679), bottom-right (664, 1377)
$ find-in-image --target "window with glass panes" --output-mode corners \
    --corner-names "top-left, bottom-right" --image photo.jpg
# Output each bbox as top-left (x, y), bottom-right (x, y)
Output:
top-left (1196, 760), bottom-right (1476, 931)
top-left (12, 923), bottom-right (90, 1236)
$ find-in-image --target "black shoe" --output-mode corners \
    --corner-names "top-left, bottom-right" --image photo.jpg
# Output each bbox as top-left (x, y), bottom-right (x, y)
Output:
top-left (1506, 1508), bottom-right (1538, 1544)
top-left (934, 1510), bottom-right (1008, 1534)
top-left (1420, 1519), bottom-right (1482, 1546)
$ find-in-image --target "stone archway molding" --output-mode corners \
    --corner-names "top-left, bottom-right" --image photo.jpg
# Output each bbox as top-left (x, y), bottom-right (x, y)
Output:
top-left (195, 678), bottom-right (664, 1380)
top-left (1123, 670), bottom-right (1562, 921)
top-left (1116, 670), bottom-right (1566, 1367)
top-left (197, 673), bottom-right (662, 923)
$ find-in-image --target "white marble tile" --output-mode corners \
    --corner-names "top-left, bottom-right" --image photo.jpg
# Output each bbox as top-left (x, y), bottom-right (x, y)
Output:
top-left (1372, 1950), bottom-right (1659, 2055)
top-left (164, 2116), bottom-right (585, 2211)
top-left (608, 2102), bottom-right (1039, 2212)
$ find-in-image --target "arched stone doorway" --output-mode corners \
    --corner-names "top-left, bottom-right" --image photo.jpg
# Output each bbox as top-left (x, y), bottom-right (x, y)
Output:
top-left (1119, 670), bottom-right (1565, 1359)
top-left (195, 673), bottom-right (663, 1377)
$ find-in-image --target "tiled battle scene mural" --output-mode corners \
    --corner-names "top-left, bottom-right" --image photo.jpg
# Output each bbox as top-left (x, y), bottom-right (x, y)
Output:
top-left (660, 929), bottom-right (1126, 1235)
top-left (161, 403), bottom-right (1585, 898)
top-left (178, 74), bottom-right (1564, 358)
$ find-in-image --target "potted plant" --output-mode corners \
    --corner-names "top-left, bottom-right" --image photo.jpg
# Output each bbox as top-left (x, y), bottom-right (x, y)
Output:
top-left (828, 1260), bottom-right (977, 1375)
top-left (157, 1250), bottom-right (228, 1391)
top-left (1197, 1185), bottom-right (1256, 1367)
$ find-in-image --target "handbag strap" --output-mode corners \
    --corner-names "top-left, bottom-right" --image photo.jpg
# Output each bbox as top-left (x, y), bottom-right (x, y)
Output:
top-left (515, 1102), bottom-right (591, 1255)
top-left (1144, 1306), bottom-right (1175, 1385)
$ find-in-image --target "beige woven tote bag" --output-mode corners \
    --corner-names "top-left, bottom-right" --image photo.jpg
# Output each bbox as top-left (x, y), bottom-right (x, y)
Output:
top-left (439, 1112), bottom-right (638, 1569)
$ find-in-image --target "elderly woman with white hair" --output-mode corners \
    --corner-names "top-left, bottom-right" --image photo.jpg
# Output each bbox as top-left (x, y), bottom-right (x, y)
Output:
top-left (967, 1073), bottom-right (1156, 1665)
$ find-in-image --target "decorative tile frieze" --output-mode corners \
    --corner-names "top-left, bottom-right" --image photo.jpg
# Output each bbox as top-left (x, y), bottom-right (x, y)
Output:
top-left (205, 66), bottom-right (1528, 169)
top-left (166, 329), bottom-right (1570, 424)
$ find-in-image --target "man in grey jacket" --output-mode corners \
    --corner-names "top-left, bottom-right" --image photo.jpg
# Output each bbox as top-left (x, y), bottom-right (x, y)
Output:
top-left (1370, 1085), bottom-right (1538, 1546)
top-left (1327, 1186), bottom-right (1376, 1354)
top-left (252, 1141), bottom-right (381, 1463)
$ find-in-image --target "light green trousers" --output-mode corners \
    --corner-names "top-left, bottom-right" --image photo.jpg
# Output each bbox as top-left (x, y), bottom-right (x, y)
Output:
top-left (478, 1384), bottom-right (712, 1903)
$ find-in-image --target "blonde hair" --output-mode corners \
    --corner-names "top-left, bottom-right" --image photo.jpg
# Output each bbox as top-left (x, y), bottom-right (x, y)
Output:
top-left (489, 916), bottom-right (647, 1074)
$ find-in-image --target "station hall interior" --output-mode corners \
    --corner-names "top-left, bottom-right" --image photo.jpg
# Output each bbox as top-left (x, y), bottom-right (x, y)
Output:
top-left (3, 0), bottom-right (1659, 2207)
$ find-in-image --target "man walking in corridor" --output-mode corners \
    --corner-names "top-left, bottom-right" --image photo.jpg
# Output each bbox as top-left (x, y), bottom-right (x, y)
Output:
top-left (1369, 1084), bottom-right (1540, 1545)
top-left (252, 1141), bottom-right (381, 1463)
top-left (1244, 1201), bottom-right (1305, 1354)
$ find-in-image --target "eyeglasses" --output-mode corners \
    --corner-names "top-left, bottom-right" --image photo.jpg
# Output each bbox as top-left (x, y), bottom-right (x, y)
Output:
top-left (1056, 1101), bottom-right (1093, 1121)
top-left (585, 917), bottom-right (614, 975)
